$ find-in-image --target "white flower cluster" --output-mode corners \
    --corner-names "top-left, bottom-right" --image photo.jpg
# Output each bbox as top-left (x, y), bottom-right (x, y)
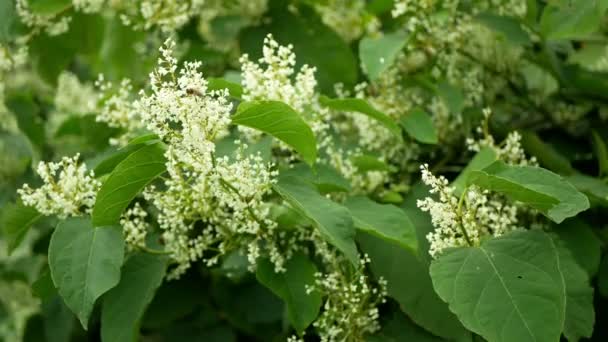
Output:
top-left (16, 0), bottom-right (72, 36)
top-left (240, 34), bottom-right (317, 114)
top-left (417, 164), bottom-right (521, 257)
top-left (307, 255), bottom-right (387, 342)
top-left (130, 39), bottom-right (282, 278)
top-left (466, 108), bottom-right (537, 166)
top-left (120, 202), bottom-right (150, 250)
top-left (95, 75), bottom-right (143, 145)
top-left (314, 0), bottom-right (379, 42)
top-left (117, 0), bottom-right (205, 32)
top-left (18, 154), bottom-right (101, 218)
top-left (54, 72), bottom-right (98, 115)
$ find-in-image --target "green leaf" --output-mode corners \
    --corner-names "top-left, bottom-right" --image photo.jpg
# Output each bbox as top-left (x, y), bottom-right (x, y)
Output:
top-left (232, 101), bottom-right (317, 165)
top-left (475, 12), bottom-right (531, 45)
top-left (435, 80), bottom-right (465, 114)
top-left (554, 218), bottom-right (602, 277)
top-left (592, 130), bottom-right (608, 178)
top-left (540, 1), bottom-right (608, 41)
top-left (273, 176), bottom-right (358, 264)
top-left (92, 143), bottom-right (167, 226)
top-left (598, 255), bottom-right (608, 298)
top-left (101, 253), bottom-right (167, 342)
top-left (566, 173), bottom-right (608, 207)
top-left (27, 0), bottom-right (71, 15)
top-left (359, 31), bottom-right (409, 80)
top-left (430, 230), bottom-right (566, 342)
top-left (400, 109), bottom-right (438, 144)
top-left (256, 253), bottom-right (321, 334)
top-left (0, 0), bottom-right (25, 43)
top-left (93, 137), bottom-right (160, 176)
top-left (468, 161), bottom-right (589, 223)
top-left (370, 310), bottom-right (444, 342)
top-left (358, 232), bottom-right (470, 340)
top-left (553, 236), bottom-right (595, 341)
top-left (49, 217), bottom-right (125, 328)
top-left (520, 131), bottom-right (574, 175)
top-left (452, 147), bottom-right (498, 196)
top-left (352, 154), bottom-right (393, 173)
top-left (5, 93), bottom-right (45, 149)
top-left (281, 163), bottom-right (351, 193)
top-left (319, 96), bottom-right (401, 137)
top-left (208, 77), bottom-right (243, 98)
top-left (1, 202), bottom-right (42, 255)
top-left (344, 196), bottom-right (417, 253)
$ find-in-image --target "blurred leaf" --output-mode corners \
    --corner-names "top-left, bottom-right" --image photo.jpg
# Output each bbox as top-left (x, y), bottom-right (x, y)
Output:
top-left (435, 80), bottom-right (464, 114)
top-left (566, 173), bottom-right (608, 207)
top-left (400, 109), bottom-right (438, 144)
top-left (42, 295), bottom-right (75, 342)
top-left (592, 130), bottom-right (608, 178)
top-left (5, 93), bottom-right (45, 149)
top-left (540, 1), bottom-right (608, 41)
top-left (208, 77), bottom-right (243, 98)
top-left (359, 31), bottom-right (409, 80)
top-left (475, 12), bottom-right (531, 45)
top-left (352, 154), bottom-right (393, 172)
top-left (554, 218), bottom-right (602, 277)
top-left (27, 0), bottom-right (71, 15)
top-left (0, 0), bottom-right (25, 43)
top-left (520, 131), bottom-right (574, 175)
top-left (320, 96), bottom-right (401, 137)
top-left (1, 201), bottom-right (42, 255)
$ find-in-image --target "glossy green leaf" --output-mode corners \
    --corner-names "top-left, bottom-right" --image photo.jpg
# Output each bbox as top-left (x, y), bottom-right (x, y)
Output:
top-left (359, 31), bottom-right (409, 80)
top-left (273, 176), bottom-right (358, 264)
top-left (1, 201), bottom-right (42, 255)
top-left (468, 161), bottom-right (589, 223)
top-left (400, 109), bottom-right (438, 144)
top-left (92, 143), bottom-right (167, 226)
top-left (319, 96), bottom-right (401, 137)
top-left (345, 196), bottom-right (417, 253)
top-left (430, 230), bottom-right (566, 342)
top-left (49, 217), bottom-right (125, 328)
top-left (232, 101), bottom-right (317, 165)
top-left (101, 253), bottom-right (167, 342)
top-left (256, 253), bottom-right (321, 334)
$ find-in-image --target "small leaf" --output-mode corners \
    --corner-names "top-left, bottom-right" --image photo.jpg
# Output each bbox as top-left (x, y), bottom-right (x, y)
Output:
top-left (101, 253), bottom-right (167, 342)
top-left (319, 96), bottom-right (401, 137)
top-left (400, 109), bottom-right (438, 144)
top-left (430, 230), bottom-right (566, 342)
top-left (93, 136), bottom-right (160, 176)
top-left (468, 161), bottom-right (589, 223)
top-left (92, 143), bottom-right (167, 226)
top-left (27, 0), bottom-right (72, 15)
top-left (1, 201), bottom-right (42, 255)
top-left (256, 253), bottom-right (321, 334)
top-left (273, 176), bottom-right (358, 264)
top-left (281, 163), bottom-right (351, 193)
top-left (49, 217), bottom-right (125, 328)
top-left (232, 101), bottom-right (317, 165)
top-left (345, 196), bottom-right (417, 253)
top-left (359, 31), bottom-right (409, 80)
top-left (475, 12), bottom-right (531, 45)
top-left (352, 154), bottom-right (393, 173)
top-left (208, 77), bottom-right (243, 98)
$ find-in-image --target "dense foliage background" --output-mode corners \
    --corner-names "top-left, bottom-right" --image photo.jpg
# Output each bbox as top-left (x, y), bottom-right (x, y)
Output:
top-left (2, 0), bottom-right (608, 341)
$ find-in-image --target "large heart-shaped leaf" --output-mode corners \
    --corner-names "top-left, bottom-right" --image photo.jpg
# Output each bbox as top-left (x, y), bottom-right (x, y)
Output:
top-left (49, 217), bottom-right (124, 328)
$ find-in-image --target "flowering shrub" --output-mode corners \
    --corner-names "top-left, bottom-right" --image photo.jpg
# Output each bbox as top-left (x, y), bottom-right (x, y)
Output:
top-left (1, 0), bottom-right (608, 341)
